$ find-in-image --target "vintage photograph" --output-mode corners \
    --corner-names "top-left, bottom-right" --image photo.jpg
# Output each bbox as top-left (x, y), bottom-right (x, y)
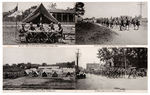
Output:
top-left (3, 47), bottom-right (147, 91)
top-left (3, 47), bottom-right (77, 90)
top-left (3, 2), bottom-right (75, 45)
top-left (75, 2), bottom-right (148, 45)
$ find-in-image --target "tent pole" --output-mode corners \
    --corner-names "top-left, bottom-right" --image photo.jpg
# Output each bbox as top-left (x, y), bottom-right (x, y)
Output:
top-left (15, 17), bottom-right (17, 40)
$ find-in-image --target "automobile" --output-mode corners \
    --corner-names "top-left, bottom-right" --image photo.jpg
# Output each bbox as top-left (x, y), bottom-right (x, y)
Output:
top-left (76, 72), bottom-right (86, 79)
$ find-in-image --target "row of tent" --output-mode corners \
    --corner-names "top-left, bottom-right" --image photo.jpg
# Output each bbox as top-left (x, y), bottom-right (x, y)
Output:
top-left (24, 68), bottom-right (76, 77)
top-left (23, 3), bottom-right (58, 24)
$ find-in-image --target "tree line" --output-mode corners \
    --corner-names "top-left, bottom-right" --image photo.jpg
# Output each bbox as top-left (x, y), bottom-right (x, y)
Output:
top-left (3, 61), bottom-right (75, 72)
top-left (97, 48), bottom-right (147, 69)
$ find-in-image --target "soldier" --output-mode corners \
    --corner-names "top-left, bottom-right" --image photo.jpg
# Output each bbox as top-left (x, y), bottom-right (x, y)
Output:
top-left (125, 17), bottom-right (130, 30)
top-left (49, 22), bottom-right (55, 31)
top-left (18, 23), bottom-right (27, 42)
top-left (132, 18), bottom-right (136, 30)
top-left (19, 23), bottom-right (26, 33)
top-left (106, 18), bottom-right (109, 27)
top-left (39, 23), bottom-right (44, 31)
top-left (132, 68), bottom-right (137, 78)
top-left (57, 23), bottom-right (63, 37)
top-left (109, 17), bottom-right (113, 28)
top-left (120, 17), bottom-right (124, 31)
top-left (136, 19), bottom-right (140, 30)
top-left (128, 68), bottom-right (137, 79)
top-left (29, 22), bottom-right (36, 31)
top-left (54, 23), bottom-right (64, 43)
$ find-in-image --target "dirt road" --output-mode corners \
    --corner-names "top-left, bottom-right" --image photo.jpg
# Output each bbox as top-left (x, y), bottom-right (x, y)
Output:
top-left (98, 24), bottom-right (147, 45)
top-left (76, 74), bottom-right (147, 91)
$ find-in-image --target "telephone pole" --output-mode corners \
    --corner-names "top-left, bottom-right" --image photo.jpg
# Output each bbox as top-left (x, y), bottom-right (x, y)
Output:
top-left (137, 2), bottom-right (144, 18)
top-left (124, 48), bottom-right (127, 78)
top-left (76, 49), bottom-right (80, 72)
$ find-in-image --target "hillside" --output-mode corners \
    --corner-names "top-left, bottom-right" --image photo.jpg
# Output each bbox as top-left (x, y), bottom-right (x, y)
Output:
top-left (75, 22), bottom-right (117, 44)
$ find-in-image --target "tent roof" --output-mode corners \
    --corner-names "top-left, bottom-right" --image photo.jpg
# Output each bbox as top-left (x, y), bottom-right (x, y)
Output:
top-left (22, 3), bottom-right (58, 24)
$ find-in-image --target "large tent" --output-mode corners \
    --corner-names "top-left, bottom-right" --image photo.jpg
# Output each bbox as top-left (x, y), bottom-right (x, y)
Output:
top-left (22, 3), bottom-right (58, 24)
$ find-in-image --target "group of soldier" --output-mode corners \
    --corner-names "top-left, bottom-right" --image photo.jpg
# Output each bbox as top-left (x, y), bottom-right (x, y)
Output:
top-left (100, 67), bottom-right (126, 78)
top-left (90, 67), bottom-right (147, 79)
top-left (97, 16), bottom-right (141, 31)
top-left (19, 22), bottom-right (63, 43)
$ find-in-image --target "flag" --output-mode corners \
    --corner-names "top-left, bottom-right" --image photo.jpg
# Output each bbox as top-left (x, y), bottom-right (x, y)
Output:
top-left (8, 10), bottom-right (22, 17)
top-left (9, 5), bottom-right (18, 14)
top-left (6, 5), bottom-right (18, 17)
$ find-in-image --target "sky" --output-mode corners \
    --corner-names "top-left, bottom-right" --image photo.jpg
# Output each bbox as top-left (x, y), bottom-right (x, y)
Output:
top-left (3, 47), bottom-right (101, 68)
top-left (83, 2), bottom-right (147, 18)
top-left (3, 2), bottom-right (75, 12)
top-left (3, 2), bottom-right (147, 18)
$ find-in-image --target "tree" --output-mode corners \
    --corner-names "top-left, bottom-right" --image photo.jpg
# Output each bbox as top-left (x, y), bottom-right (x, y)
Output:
top-left (26, 62), bottom-right (32, 69)
top-left (42, 63), bottom-right (47, 66)
top-left (48, 3), bottom-right (57, 9)
top-left (22, 5), bottom-right (37, 19)
top-left (4, 64), bottom-right (10, 67)
top-left (12, 63), bottom-right (17, 67)
top-left (97, 48), bottom-right (147, 68)
top-left (17, 63), bottom-right (25, 69)
top-left (75, 2), bottom-right (85, 17)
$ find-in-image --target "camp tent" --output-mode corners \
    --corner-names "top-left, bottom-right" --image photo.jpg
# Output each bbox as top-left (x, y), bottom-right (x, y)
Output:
top-left (22, 3), bottom-right (58, 24)
top-left (24, 68), bottom-right (39, 77)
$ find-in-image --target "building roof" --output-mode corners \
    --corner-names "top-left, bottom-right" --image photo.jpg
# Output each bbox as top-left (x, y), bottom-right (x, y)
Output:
top-left (87, 63), bottom-right (100, 65)
top-left (48, 9), bottom-right (75, 14)
top-left (62, 68), bottom-right (75, 73)
top-left (39, 64), bottom-right (59, 67)
top-left (38, 65), bottom-right (59, 69)
top-left (22, 3), bottom-right (58, 24)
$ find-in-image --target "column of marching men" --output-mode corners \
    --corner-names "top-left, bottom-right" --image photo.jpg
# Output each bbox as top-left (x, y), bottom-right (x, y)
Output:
top-left (97, 16), bottom-right (141, 31)
top-left (88, 67), bottom-right (147, 79)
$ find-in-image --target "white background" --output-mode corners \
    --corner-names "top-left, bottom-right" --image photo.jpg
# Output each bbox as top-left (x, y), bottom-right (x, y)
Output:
top-left (0, 0), bottom-right (149, 95)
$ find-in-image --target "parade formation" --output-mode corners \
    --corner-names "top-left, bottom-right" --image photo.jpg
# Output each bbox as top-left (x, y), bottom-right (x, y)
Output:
top-left (97, 16), bottom-right (141, 31)
top-left (89, 67), bottom-right (147, 79)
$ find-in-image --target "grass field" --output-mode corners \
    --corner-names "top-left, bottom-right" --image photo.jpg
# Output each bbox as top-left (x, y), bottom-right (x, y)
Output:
top-left (3, 77), bottom-right (76, 90)
top-left (75, 22), bottom-right (117, 44)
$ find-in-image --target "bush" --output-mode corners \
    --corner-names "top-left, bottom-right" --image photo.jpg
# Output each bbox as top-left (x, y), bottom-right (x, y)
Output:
top-left (3, 71), bottom-right (24, 79)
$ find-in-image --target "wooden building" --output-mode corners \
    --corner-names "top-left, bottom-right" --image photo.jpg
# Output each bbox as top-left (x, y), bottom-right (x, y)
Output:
top-left (49, 9), bottom-right (75, 24)
top-left (86, 63), bottom-right (100, 71)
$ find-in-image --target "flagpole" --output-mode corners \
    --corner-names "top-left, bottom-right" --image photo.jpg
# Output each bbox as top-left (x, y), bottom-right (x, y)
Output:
top-left (15, 15), bottom-right (17, 40)
top-left (15, 3), bottom-right (18, 41)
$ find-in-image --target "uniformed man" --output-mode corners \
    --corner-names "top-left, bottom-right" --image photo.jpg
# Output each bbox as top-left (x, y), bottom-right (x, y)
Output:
top-left (29, 22), bottom-right (35, 31)
top-left (19, 23), bottom-right (27, 42)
